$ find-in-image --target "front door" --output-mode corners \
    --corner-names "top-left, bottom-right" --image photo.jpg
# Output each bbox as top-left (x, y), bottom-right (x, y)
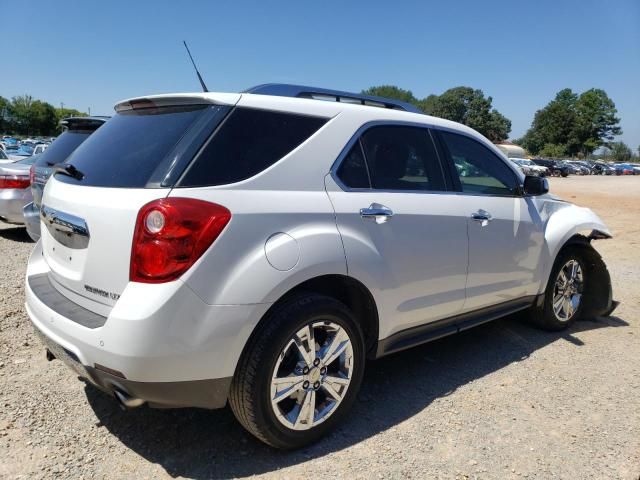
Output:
top-left (436, 130), bottom-right (544, 311)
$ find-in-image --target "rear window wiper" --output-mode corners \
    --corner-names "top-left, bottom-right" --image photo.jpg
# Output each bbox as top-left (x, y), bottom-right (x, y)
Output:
top-left (53, 163), bottom-right (85, 181)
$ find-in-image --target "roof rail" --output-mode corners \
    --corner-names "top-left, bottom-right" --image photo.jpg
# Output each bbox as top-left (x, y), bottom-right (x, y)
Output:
top-left (244, 84), bottom-right (423, 114)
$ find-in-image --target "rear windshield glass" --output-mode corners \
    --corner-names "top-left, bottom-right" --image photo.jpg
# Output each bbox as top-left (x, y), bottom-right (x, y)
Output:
top-left (35, 131), bottom-right (93, 167)
top-left (55, 105), bottom-right (210, 188)
top-left (178, 108), bottom-right (328, 187)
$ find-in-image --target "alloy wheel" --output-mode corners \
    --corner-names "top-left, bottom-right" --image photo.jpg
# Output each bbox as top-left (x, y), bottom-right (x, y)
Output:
top-left (270, 321), bottom-right (354, 430)
top-left (552, 259), bottom-right (584, 322)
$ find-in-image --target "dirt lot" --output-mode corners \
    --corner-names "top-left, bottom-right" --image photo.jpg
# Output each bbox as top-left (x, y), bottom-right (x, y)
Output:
top-left (1, 176), bottom-right (639, 479)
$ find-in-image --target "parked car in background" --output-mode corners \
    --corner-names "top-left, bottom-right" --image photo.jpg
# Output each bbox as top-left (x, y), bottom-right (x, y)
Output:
top-left (532, 158), bottom-right (570, 177)
top-left (23, 116), bottom-right (108, 241)
top-left (27, 85), bottom-right (616, 449)
top-left (33, 144), bottom-right (48, 156)
top-left (510, 158), bottom-right (548, 177)
top-left (566, 161), bottom-right (591, 175)
top-left (613, 163), bottom-right (634, 175)
top-left (590, 162), bottom-right (613, 175)
top-left (6, 144), bottom-right (34, 162)
top-left (0, 148), bottom-right (11, 164)
top-left (0, 155), bottom-right (38, 224)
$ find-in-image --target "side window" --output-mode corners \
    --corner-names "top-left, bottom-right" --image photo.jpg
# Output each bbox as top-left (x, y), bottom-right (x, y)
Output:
top-left (439, 131), bottom-right (518, 196)
top-left (180, 108), bottom-right (327, 187)
top-left (336, 142), bottom-right (370, 188)
top-left (360, 126), bottom-right (445, 191)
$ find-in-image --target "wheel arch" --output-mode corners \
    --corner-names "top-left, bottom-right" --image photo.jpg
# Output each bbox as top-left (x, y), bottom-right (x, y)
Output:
top-left (543, 233), bottom-right (615, 319)
top-left (244, 274), bottom-right (380, 362)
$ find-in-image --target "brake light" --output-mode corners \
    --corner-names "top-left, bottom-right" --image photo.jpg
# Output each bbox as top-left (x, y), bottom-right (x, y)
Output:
top-left (130, 198), bottom-right (231, 283)
top-left (0, 175), bottom-right (30, 189)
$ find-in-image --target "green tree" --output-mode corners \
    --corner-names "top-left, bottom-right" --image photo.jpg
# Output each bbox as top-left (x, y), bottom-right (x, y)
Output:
top-left (521, 89), bottom-right (578, 155)
top-left (521, 88), bottom-right (621, 157)
top-left (425, 87), bottom-right (511, 142)
top-left (610, 142), bottom-right (632, 162)
top-left (0, 96), bottom-right (10, 132)
top-left (361, 85), bottom-right (418, 105)
top-left (539, 143), bottom-right (566, 158)
top-left (10, 95), bottom-right (35, 135)
top-left (29, 100), bottom-right (58, 135)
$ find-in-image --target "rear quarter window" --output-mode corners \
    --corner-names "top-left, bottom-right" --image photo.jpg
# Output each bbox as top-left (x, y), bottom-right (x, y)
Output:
top-left (178, 108), bottom-right (328, 187)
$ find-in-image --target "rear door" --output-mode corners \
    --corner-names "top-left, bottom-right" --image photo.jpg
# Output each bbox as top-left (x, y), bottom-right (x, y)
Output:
top-left (39, 100), bottom-right (235, 315)
top-left (435, 130), bottom-right (544, 312)
top-left (326, 124), bottom-right (469, 339)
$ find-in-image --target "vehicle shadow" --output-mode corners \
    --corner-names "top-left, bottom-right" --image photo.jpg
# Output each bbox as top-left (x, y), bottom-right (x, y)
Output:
top-left (0, 226), bottom-right (33, 243)
top-left (85, 313), bottom-right (628, 479)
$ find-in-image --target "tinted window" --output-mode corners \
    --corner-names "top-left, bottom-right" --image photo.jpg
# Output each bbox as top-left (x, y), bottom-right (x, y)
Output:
top-left (56, 105), bottom-right (211, 188)
top-left (180, 108), bottom-right (327, 187)
top-left (336, 142), bottom-right (370, 188)
top-left (35, 131), bottom-right (92, 167)
top-left (440, 131), bottom-right (518, 196)
top-left (360, 126), bottom-right (445, 191)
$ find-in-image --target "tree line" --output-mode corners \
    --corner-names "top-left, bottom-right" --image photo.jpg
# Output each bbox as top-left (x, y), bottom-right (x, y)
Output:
top-left (0, 95), bottom-right (87, 136)
top-left (362, 85), bottom-right (635, 161)
top-left (2, 88), bottom-right (636, 162)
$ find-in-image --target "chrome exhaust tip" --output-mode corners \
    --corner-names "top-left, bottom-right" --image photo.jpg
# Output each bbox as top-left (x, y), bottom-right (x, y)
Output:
top-left (113, 389), bottom-right (145, 410)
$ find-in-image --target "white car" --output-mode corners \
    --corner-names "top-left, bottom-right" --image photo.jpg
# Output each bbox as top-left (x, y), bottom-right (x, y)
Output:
top-left (26, 84), bottom-right (616, 449)
top-left (510, 157), bottom-right (549, 177)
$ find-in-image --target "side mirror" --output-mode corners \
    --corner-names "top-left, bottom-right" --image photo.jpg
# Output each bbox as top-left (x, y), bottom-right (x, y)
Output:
top-left (523, 175), bottom-right (549, 196)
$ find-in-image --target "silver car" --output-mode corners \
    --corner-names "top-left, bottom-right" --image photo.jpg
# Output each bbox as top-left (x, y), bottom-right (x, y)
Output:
top-left (0, 155), bottom-right (37, 224)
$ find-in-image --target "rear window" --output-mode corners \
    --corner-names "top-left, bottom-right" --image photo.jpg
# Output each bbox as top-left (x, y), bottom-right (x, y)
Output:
top-left (178, 108), bottom-right (328, 187)
top-left (55, 105), bottom-right (212, 188)
top-left (35, 131), bottom-right (93, 167)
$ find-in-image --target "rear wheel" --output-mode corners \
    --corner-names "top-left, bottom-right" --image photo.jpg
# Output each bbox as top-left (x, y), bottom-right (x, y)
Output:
top-left (531, 247), bottom-right (586, 330)
top-left (229, 294), bottom-right (365, 449)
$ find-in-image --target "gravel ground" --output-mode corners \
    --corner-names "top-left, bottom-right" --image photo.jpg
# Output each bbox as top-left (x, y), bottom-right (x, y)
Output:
top-left (1, 175), bottom-right (639, 479)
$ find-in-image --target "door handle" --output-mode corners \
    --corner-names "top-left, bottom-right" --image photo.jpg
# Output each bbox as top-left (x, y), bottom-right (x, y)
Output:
top-left (471, 209), bottom-right (492, 226)
top-left (360, 203), bottom-right (394, 224)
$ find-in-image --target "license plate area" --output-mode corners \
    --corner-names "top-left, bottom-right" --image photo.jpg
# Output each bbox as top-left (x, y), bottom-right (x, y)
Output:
top-left (33, 327), bottom-right (89, 379)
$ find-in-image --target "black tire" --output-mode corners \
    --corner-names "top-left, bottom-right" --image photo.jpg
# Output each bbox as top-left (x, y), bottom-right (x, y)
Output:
top-left (530, 246), bottom-right (588, 331)
top-left (561, 170), bottom-right (569, 177)
top-left (229, 294), bottom-right (366, 449)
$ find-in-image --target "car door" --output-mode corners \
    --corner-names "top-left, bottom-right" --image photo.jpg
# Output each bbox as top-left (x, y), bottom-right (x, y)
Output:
top-left (325, 124), bottom-right (469, 340)
top-left (436, 129), bottom-right (544, 312)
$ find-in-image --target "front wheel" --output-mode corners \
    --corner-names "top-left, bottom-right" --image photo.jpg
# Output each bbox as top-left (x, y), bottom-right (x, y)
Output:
top-left (229, 294), bottom-right (365, 449)
top-left (531, 247), bottom-right (586, 330)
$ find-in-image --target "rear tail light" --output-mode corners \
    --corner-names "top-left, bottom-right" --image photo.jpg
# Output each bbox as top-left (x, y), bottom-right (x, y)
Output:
top-left (130, 198), bottom-right (231, 283)
top-left (0, 175), bottom-right (30, 189)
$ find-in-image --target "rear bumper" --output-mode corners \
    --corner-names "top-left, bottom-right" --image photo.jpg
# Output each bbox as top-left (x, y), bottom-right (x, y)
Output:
top-left (33, 326), bottom-right (231, 409)
top-left (0, 187), bottom-right (31, 224)
top-left (23, 202), bottom-right (41, 241)
top-left (25, 242), bottom-right (271, 409)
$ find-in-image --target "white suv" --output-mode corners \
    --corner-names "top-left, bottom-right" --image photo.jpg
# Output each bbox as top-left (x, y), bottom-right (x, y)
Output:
top-left (26, 84), bottom-right (617, 449)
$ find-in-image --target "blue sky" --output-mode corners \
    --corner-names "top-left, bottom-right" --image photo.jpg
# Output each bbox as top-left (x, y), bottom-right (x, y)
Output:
top-left (2, 0), bottom-right (639, 148)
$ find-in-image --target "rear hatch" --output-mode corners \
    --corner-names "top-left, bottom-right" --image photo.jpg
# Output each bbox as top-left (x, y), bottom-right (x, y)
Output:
top-left (39, 96), bottom-right (237, 314)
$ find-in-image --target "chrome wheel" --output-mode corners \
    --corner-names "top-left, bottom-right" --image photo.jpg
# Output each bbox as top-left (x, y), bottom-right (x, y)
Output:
top-left (552, 259), bottom-right (584, 322)
top-left (270, 321), bottom-right (354, 431)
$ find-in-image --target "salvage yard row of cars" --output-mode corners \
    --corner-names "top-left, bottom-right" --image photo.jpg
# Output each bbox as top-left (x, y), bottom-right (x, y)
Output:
top-left (0, 84), bottom-right (629, 448)
top-left (508, 156), bottom-right (640, 177)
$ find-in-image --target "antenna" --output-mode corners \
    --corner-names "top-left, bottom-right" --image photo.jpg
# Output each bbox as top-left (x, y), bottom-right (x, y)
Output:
top-left (183, 41), bottom-right (209, 92)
